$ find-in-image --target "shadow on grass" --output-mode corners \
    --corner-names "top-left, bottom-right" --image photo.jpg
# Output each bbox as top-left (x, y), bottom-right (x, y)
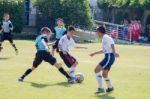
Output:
top-left (0, 57), bottom-right (12, 60)
top-left (23, 81), bottom-right (71, 88)
top-left (95, 93), bottom-right (115, 99)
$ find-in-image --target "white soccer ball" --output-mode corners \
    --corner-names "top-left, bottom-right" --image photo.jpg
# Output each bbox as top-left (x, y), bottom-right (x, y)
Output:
top-left (75, 73), bottom-right (84, 83)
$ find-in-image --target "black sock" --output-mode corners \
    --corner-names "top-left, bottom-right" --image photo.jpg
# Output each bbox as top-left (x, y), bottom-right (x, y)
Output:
top-left (0, 43), bottom-right (2, 48)
top-left (21, 69), bottom-right (32, 79)
top-left (59, 67), bottom-right (71, 79)
top-left (12, 44), bottom-right (17, 50)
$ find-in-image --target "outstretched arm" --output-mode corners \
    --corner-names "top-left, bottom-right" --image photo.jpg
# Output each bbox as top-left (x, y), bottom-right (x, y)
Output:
top-left (74, 46), bottom-right (88, 49)
top-left (90, 50), bottom-right (103, 57)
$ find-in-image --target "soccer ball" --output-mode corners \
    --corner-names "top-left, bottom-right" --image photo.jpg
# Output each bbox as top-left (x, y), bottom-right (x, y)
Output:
top-left (75, 73), bottom-right (84, 83)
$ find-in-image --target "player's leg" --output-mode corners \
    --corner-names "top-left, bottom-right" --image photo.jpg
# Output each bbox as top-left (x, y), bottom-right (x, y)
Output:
top-left (59, 52), bottom-right (77, 77)
top-left (0, 42), bottom-right (2, 52)
top-left (52, 41), bottom-right (57, 56)
top-left (102, 70), bottom-right (114, 93)
top-left (102, 53), bottom-right (115, 92)
top-left (95, 65), bottom-right (105, 94)
top-left (0, 34), bottom-right (4, 52)
top-left (8, 35), bottom-right (18, 55)
top-left (53, 63), bottom-right (75, 83)
top-left (18, 52), bottom-right (43, 81)
top-left (44, 52), bottom-right (75, 83)
top-left (68, 59), bottom-right (78, 77)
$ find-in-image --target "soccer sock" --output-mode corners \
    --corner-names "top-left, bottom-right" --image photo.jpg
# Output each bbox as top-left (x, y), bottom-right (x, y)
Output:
top-left (21, 69), bottom-right (32, 79)
top-left (0, 43), bottom-right (2, 49)
top-left (12, 44), bottom-right (17, 50)
top-left (69, 66), bottom-right (75, 77)
top-left (104, 77), bottom-right (113, 88)
top-left (96, 72), bottom-right (103, 89)
top-left (59, 67), bottom-right (71, 79)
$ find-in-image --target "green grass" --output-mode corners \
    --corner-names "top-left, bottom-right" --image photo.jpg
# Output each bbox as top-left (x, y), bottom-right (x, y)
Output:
top-left (0, 40), bottom-right (150, 99)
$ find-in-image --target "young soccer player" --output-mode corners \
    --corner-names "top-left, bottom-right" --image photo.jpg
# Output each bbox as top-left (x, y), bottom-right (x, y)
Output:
top-left (90, 26), bottom-right (119, 94)
top-left (58, 26), bottom-right (86, 79)
top-left (0, 13), bottom-right (18, 54)
top-left (18, 27), bottom-right (75, 83)
top-left (52, 18), bottom-right (67, 56)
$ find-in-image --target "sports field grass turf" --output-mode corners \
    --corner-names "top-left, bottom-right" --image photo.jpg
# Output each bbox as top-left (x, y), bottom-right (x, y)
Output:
top-left (0, 40), bottom-right (150, 99)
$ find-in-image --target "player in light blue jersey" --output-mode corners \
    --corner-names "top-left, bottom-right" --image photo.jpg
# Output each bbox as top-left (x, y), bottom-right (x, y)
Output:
top-left (0, 13), bottom-right (18, 55)
top-left (52, 18), bottom-right (67, 56)
top-left (18, 27), bottom-right (75, 83)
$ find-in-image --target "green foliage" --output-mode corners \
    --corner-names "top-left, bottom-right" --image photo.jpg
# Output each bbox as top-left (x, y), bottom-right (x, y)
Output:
top-left (0, 0), bottom-right (24, 33)
top-left (97, 0), bottom-right (150, 9)
top-left (35, 0), bottom-right (93, 30)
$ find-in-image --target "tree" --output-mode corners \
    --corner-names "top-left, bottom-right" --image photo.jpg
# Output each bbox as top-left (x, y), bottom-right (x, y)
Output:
top-left (62, 0), bottom-right (93, 29)
top-left (97, 0), bottom-right (150, 9)
top-left (35, 0), bottom-right (93, 30)
top-left (0, 0), bottom-right (24, 33)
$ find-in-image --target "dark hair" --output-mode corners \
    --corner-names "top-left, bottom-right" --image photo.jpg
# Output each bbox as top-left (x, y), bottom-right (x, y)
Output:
top-left (41, 27), bottom-right (52, 33)
top-left (97, 26), bottom-right (106, 34)
top-left (68, 26), bottom-right (75, 32)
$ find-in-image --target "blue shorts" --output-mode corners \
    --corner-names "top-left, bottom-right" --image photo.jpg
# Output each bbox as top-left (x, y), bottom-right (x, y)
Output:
top-left (99, 53), bottom-right (115, 71)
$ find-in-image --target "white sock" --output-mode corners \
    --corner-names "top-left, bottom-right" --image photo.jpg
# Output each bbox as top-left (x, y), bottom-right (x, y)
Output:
top-left (69, 66), bottom-right (75, 77)
top-left (104, 77), bottom-right (113, 88)
top-left (96, 72), bottom-right (103, 89)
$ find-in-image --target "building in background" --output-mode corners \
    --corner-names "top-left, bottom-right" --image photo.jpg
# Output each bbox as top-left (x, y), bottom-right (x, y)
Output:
top-left (89, 0), bottom-right (102, 21)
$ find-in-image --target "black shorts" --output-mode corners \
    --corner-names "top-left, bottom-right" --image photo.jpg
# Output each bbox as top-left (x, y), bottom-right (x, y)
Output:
top-left (1, 33), bottom-right (13, 43)
top-left (33, 51), bottom-right (56, 68)
top-left (52, 39), bottom-right (60, 52)
top-left (59, 51), bottom-right (77, 68)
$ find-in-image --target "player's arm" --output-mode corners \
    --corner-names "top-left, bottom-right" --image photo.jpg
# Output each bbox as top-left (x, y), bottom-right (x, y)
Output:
top-left (74, 46), bottom-right (87, 49)
top-left (48, 41), bottom-right (55, 46)
top-left (111, 44), bottom-right (119, 57)
top-left (41, 38), bottom-right (49, 52)
top-left (9, 22), bottom-right (13, 31)
top-left (90, 50), bottom-right (103, 57)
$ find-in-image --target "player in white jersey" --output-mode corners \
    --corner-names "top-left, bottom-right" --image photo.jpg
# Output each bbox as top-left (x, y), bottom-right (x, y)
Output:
top-left (58, 26), bottom-right (86, 80)
top-left (90, 26), bottom-right (119, 94)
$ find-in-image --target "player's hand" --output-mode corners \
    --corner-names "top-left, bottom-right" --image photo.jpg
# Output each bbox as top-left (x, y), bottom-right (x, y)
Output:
top-left (45, 47), bottom-right (50, 52)
top-left (115, 53), bottom-right (119, 58)
top-left (2, 25), bottom-right (4, 29)
top-left (63, 51), bottom-right (67, 55)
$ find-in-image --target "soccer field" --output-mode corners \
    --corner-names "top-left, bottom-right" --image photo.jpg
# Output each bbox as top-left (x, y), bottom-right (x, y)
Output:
top-left (0, 40), bottom-right (150, 99)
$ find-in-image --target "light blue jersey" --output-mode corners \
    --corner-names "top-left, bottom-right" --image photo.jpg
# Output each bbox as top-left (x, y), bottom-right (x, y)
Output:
top-left (35, 34), bottom-right (48, 51)
top-left (55, 26), bottom-right (66, 39)
top-left (2, 21), bottom-right (13, 33)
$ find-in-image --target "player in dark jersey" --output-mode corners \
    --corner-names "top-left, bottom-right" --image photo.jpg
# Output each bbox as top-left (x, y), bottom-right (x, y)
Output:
top-left (18, 27), bottom-right (75, 83)
top-left (0, 13), bottom-right (18, 55)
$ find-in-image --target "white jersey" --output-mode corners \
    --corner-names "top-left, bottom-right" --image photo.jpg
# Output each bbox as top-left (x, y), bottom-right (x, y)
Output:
top-left (101, 34), bottom-right (115, 54)
top-left (59, 35), bottom-right (76, 53)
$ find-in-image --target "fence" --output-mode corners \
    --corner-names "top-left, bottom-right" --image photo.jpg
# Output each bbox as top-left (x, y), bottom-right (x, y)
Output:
top-left (94, 20), bottom-right (132, 43)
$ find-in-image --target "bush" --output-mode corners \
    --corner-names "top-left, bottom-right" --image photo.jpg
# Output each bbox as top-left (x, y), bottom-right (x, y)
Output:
top-left (0, 0), bottom-right (24, 33)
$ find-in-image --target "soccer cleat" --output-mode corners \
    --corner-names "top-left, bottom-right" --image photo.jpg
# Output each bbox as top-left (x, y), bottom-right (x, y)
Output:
top-left (15, 49), bottom-right (19, 55)
top-left (95, 88), bottom-right (105, 94)
top-left (68, 77), bottom-right (76, 84)
top-left (18, 77), bottom-right (24, 82)
top-left (106, 87), bottom-right (114, 93)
